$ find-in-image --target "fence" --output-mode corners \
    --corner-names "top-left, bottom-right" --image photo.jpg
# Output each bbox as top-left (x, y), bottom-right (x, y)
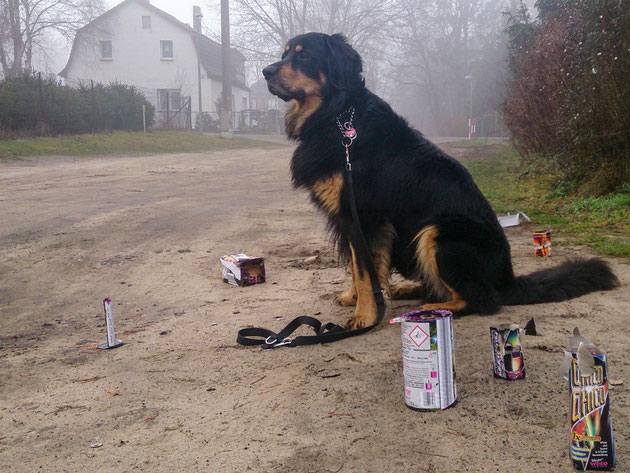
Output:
top-left (65, 79), bottom-right (194, 131)
top-left (193, 109), bottom-right (284, 134)
top-left (154, 95), bottom-right (192, 130)
top-left (64, 77), bottom-right (286, 134)
top-left (0, 74), bottom-right (154, 135)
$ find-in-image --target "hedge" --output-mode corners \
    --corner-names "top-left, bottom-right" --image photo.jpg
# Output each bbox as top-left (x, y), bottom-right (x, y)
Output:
top-left (0, 74), bottom-right (155, 136)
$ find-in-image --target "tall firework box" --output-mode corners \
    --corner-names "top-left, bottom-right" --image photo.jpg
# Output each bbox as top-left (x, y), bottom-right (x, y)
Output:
top-left (561, 328), bottom-right (615, 471)
top-left (490, 324), bottom-right (525, 380)
top-left (533, 230), bottom-right (552, 257)
top-left (220, 254), bottom-right (266, 287)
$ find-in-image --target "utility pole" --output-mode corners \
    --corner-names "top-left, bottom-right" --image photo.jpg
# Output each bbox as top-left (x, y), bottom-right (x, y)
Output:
top-left (220, 0), bottom-right (233, 138)
top-left (193, 6), bottom-right (203, 133)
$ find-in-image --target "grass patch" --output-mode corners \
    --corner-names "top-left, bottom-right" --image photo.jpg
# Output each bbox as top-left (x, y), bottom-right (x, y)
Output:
top-left (444, 137), bottom-right (508, 148)
top-left (0, 131), bottom-right (280, 160)
top-left (446, 141), bottom-right (630, 258)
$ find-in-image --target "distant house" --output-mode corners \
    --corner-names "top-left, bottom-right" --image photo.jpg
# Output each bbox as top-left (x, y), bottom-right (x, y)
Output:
top-left (59, 0), bottom-right (249, 129)
top-left (247, 78), bottom-right (284, 134)
top-left (249, 78), bottom-right (280, 112)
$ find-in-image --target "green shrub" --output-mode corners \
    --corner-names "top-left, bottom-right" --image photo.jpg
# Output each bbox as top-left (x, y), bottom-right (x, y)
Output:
top-left (0, 74), bottom-right (154, 136)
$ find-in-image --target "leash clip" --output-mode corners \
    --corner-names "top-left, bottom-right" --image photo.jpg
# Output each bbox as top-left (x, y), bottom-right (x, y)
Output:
top-left (263, 336), bottom-right (293, 349)
top-left (345, 145), bottom-right (352, 171)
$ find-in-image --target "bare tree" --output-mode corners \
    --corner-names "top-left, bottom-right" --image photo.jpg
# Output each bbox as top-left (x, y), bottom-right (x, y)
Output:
top-left (0, 0), bottom-right (105, 77)
top-left (390, 0), bottom-right (510, 135)
top-left (210, 0), bottom-right (402, 92)
top-left (209, 0), bottom-right (512, 134)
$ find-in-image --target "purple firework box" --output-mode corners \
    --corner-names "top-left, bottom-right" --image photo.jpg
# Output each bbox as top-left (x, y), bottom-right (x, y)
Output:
top-left (220, 254), bottom-right (266, 287)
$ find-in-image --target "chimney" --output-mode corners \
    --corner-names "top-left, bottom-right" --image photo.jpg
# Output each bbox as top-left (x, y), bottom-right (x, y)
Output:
top-left (193, 6), bottom-right (202, 33)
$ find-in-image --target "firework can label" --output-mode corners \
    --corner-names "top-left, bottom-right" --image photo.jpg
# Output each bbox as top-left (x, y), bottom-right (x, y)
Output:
top-left (401, 310), bottom-right (457, 411)
top-left (491, 324), bottom-right (525, 380)
top-left (567, 340), bottom-right (615, 470)
top-left (533, 230), bottom-right (552, 257)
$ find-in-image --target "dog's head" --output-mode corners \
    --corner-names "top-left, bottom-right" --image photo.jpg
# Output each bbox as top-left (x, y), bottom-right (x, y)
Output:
top-left (262, 32), bottom-right (363, 104)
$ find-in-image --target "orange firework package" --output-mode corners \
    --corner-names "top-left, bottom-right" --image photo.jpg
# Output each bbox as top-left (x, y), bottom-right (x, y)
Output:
top-left (561, 328), bottom-right (615, 471)
top-left (220, 254), bottom-right (266, 286)
top-left (533, 230), bottom-right (551, 257)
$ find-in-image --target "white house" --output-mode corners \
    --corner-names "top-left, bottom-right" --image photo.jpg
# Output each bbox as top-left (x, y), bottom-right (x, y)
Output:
top-left (59, 0), bottom-right (249, 129)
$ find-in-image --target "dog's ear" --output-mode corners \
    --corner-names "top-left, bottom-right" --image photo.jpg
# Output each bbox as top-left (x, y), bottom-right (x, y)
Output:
top-left (325, 33), bottom-right (363, 91)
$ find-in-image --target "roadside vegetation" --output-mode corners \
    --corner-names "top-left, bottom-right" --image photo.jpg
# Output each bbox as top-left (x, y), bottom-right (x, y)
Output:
top-left (0, 131), bottom-right (280, 160)
top-left (503, 1), bottom-right (630, 194)
top-left (448, 141), bottom-right (630, 258)
top-left (0, 75), bottom-right (154, 136)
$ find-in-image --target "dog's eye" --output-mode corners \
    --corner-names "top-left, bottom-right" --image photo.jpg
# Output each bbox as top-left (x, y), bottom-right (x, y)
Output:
top-left (297, 51), bottom-right (309, 61)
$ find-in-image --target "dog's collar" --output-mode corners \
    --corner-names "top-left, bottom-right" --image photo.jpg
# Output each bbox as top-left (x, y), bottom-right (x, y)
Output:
top-left (335, 106), bottom-right (357, 148)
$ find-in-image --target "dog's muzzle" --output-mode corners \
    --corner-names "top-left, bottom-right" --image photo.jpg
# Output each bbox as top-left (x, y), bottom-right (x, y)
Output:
top-left (262, 64), bottom-right (279, 81)
top-left (263, 62), bottom-right (300, 102)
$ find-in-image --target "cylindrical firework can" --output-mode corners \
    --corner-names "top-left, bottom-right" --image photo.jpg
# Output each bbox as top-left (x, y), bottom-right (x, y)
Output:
top-left (401, 309), bottom-right (457, 411)
top-left (490, 324), bottom-right (525, 380)
top-left (533, 230), bottom-right (552, 257)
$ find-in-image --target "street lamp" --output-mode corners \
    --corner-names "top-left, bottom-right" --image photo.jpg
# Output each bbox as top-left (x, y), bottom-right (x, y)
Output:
top-left (464, 75), bottom-right (473, 140)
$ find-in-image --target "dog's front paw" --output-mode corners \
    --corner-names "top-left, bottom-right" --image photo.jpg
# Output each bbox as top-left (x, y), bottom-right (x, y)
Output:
top-left (335, 290), bottom-right (357, 306)
top-left (344, 312), bottom-right (377, 330)
top-left (345, 316), bottom-right (367, 330)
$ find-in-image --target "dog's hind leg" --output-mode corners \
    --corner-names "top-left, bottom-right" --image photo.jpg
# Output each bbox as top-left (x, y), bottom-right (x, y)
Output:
top-left (415, 225), bottom-right (499, 315)
top-left (391, 282), bottom-right (426, 300)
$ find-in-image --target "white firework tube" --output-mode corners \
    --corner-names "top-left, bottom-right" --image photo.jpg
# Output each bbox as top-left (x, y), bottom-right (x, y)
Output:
top-left (99, 298), bottom-right (123, 349)
top-left (104, 298), bottom-right (116, 346)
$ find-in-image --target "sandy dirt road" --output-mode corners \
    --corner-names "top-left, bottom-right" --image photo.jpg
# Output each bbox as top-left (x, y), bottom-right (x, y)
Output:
top-left (1, 142), bottom-right (628, 472)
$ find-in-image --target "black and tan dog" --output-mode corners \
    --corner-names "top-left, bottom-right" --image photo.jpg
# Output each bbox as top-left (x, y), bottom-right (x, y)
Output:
top-left (263, 32), bottom-right (618, 330)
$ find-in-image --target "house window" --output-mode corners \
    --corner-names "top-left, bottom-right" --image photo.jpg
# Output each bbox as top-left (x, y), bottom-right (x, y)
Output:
top-left (142, 16), bottom-right (151, 29)
top-left (100, 40), bottom-right (112, 60)
top-left (157, 89), bottom-right (182, 111)
top-left (160, 40), bottom-right (173, 59)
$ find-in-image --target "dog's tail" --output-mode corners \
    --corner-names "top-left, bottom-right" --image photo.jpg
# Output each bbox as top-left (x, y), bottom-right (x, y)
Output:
top-left (499, 258), bottom-right (619, 306)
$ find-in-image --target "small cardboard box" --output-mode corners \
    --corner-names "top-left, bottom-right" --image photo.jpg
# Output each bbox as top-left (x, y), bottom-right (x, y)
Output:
top-left (220, 254), bottom-right (265, 287)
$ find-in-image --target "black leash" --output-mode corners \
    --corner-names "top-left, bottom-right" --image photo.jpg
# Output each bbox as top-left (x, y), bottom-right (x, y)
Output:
top-left (237, 106), bottom-right (386, 349)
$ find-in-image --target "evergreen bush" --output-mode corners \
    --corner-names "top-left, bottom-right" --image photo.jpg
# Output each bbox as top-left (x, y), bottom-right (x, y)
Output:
top-left (0, 74), bottom-right (155, 136)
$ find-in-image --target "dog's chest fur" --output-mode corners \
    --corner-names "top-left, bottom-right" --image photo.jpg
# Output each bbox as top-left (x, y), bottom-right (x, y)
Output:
top-left (307, 173), bottom-right (344, 216)
top-left (291, 131), bottom-right (350, 220)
